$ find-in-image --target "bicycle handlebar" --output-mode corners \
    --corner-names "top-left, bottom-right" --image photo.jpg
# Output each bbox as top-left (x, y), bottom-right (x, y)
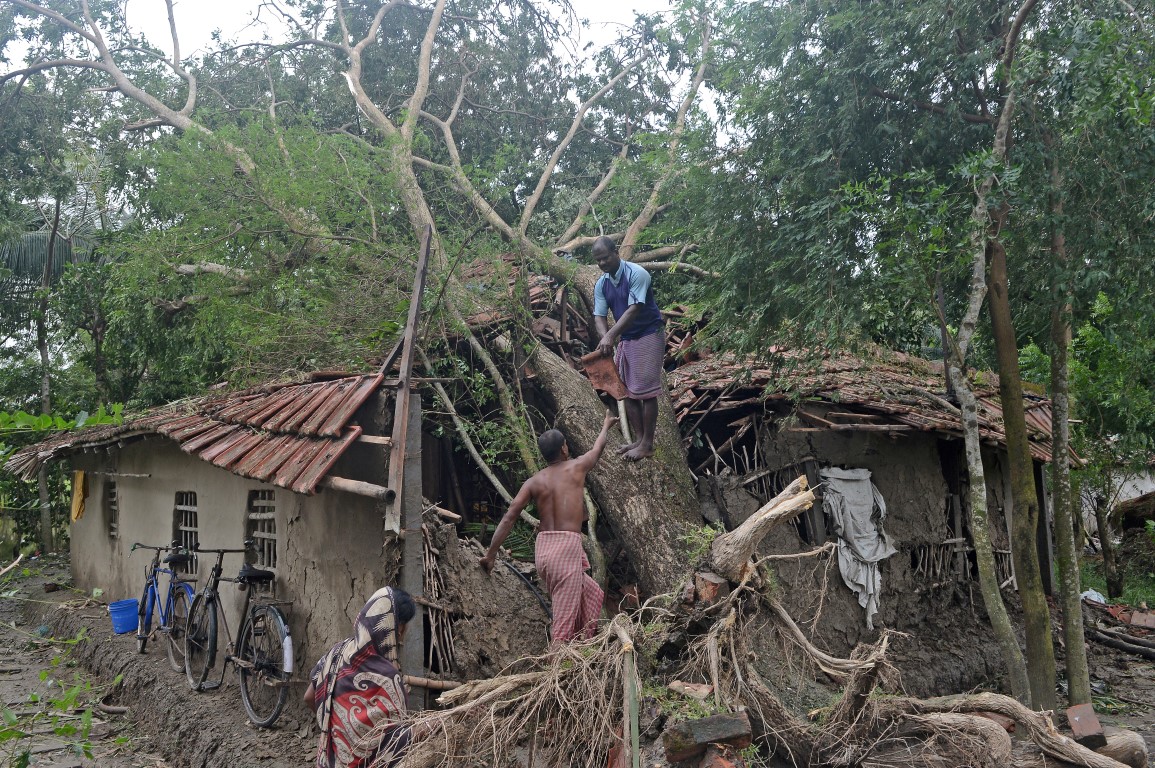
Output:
top-left (131, 540), bottom-right (182, 553)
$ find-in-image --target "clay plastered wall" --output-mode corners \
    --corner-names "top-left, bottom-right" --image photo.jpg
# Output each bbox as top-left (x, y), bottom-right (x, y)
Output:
top-left (69, 438), bottom-right (399, 680)
top-left (750, 427), bottom-right (1006, 695)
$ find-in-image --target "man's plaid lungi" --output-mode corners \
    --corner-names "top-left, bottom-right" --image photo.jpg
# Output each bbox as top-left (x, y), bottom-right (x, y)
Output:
top-left (535, 531), bottom-right (603, 643)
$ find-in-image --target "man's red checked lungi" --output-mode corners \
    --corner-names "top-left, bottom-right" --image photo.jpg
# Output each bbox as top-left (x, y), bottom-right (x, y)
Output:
top-left (535, 531), bottom-right (603, 643)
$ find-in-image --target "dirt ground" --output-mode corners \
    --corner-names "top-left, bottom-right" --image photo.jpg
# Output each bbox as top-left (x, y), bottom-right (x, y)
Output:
top-left (0, 554), bottom-right (169, 767)
top-left (2, 553), bottom-right (1153, 767)
top-left (2, 554), bottom-right (313, 768)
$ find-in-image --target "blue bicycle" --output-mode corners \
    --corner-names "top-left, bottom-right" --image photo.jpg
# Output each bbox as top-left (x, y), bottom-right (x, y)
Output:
top-left (131, 541), bottom-right (197, 672)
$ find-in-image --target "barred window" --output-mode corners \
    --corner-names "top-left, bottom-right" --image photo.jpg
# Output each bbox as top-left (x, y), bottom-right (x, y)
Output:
top-left (245, 489), bottom-right (277, 574)
top-left (105, 481), bottom-right (119, 539)
top-left (173, 491), bottom-right (198, 575)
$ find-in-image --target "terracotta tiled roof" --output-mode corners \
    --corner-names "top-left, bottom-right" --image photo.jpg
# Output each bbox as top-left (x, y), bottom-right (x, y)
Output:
top-left (5, 374), bottom-right (386, 495)
top-left (667, 347), bottom-right (1063, 463)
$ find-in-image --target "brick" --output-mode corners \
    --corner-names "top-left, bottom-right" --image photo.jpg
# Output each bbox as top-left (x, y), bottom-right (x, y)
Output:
top-left (663, 711), bottom-right (752, 763)
top-left (1129, 611), bottom-right (1155, 629)
top-left (699, 745), bottom-right (747, 768)
top-left (972, 711), bottom-right (1016, 733)
top-left (694, 571), bottom-right (730, 606)
top-left (1066, 703), bottom-right (1107, 750)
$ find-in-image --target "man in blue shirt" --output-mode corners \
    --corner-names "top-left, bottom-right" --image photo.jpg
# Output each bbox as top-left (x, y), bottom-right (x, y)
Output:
top-left (592, 236), bottom-right (665, 461)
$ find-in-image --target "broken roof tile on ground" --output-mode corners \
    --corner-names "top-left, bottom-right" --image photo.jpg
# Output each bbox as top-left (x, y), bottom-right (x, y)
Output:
top-left (4, 372), bottom-right (386, 495)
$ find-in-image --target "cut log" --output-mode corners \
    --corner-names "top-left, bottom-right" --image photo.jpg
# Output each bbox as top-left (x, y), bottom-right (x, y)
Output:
top-left (708, 475), bottom-right (814, 583)
top-left (662, 711), bottom-right (752, 763)
top-left (1097, 726), bottom-right (1148, 768)
top-left (1091, 630), bottom-right (1155, 660)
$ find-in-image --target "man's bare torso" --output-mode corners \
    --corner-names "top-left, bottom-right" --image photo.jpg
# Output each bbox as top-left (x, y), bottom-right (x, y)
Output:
top-left (526, 460), bottom-right (590, 533)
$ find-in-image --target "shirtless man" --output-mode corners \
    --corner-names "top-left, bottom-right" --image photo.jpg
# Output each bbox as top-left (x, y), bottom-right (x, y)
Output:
top-left (480, 411), bottom-right (618, 643)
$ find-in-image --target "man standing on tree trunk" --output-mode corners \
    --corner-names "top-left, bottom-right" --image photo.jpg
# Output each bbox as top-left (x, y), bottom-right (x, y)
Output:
top-left (592, 236), bottom-right (665, 461)
top-left (480, 412), bottom-right (618, 644)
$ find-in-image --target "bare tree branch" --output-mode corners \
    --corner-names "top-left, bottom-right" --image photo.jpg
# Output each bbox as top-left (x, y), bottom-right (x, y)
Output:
top-left (555, 143), bottom-right (629, 249)
top-left (641, 261), bottom-right (716, 278)
top-left (619, 13), bottom-right (712, 260)
top-left (173, 263), bottom-right (252, 282)
top-left (518, 55), bottom-right (646, 235)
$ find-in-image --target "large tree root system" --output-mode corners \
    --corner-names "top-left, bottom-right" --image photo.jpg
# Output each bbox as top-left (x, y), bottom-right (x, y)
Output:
top-left (394, 476), bottom-right (1133, 768)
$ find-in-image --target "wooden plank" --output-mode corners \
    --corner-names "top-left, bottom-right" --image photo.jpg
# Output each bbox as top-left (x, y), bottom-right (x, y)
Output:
top-left (357, 434), bottom-right (393, 446)
top-left (400, 395), bottom-right (426, 710)
top-left (385, 225), bottom-right (432, 534)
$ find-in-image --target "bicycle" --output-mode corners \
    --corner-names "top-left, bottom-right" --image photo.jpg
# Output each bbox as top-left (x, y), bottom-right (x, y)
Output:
top-left (130, 540), bottom-right (196, 673)
top-left (182, 540), bottom-right (294, 728)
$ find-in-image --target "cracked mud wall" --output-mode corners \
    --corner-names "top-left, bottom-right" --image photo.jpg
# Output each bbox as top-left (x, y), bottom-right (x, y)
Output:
top-left (732, 425), bottom-right (1010, 697)
top-left (425, 521), bottom-right (551, 680)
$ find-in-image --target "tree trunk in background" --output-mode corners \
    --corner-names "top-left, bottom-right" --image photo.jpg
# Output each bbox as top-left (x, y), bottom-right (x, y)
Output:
top-left (1047, 157), bottom-right (1091, 706)
top-left (988, 238), bottom-right (1057, 711)
top-left (529, 344), bottom-right (700, 597)
top-left (1094, 495), bottom-right (1123, 598)
top-left (36, 202), bottom-right (60, 554)
top-left (947, 362), bottom-right (1032, 705)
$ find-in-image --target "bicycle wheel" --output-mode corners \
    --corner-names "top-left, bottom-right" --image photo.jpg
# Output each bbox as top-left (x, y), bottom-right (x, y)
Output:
top-left (136, 583), bottom-right (154, 654)
top-left (183, 594), bottom-right (217, 690)
top-left (238, 605), bottom-right (290, 728)
top-left (165, 585), bottom-right (192, 673)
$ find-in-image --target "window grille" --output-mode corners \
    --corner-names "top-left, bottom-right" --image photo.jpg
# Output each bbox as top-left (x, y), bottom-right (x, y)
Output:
top-left (245, 489), bottom-right (277, 579)
top-left (105, 481), bottom-right (119, 539)
top-left (173, 491), bottom-right (199, 575)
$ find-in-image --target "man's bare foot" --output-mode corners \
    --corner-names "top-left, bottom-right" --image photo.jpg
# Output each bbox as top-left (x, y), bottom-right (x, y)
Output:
top-left (623, 443), bottom-right (654, 461)
top-left (616, 442), bottom-right (639, 456)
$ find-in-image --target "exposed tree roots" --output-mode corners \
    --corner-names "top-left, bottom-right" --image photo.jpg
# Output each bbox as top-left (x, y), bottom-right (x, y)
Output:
top-left (392, 478), bottom-right (1127, 768)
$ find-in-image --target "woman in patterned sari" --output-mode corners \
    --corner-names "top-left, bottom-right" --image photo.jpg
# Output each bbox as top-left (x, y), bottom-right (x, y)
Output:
top-left (304, 586), bottom-right (416, 768)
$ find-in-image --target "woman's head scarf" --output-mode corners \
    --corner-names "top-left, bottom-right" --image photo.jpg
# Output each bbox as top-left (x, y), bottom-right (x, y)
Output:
top-left (311, 586), bottom-right (410, 768)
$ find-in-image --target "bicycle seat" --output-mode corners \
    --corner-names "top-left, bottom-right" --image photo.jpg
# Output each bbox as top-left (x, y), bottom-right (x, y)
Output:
top-left (163, 552), bottom-right (192, 566)
top-left (237, 562), bottom-right (275, 584)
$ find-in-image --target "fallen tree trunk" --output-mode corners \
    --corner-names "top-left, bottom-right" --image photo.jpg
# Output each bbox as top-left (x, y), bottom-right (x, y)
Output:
top-left (1090, 630), bottom-right (1155, 660)
top-left (528, 342), bottom-right (701, 596)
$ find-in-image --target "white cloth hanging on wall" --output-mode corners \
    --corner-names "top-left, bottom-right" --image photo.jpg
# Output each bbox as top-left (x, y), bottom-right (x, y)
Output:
top-left (819, 467), bottom-right (897, 630)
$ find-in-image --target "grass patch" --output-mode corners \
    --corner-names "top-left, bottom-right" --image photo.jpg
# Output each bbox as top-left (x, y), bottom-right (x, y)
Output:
top-left (1080, 557), bottom-right (1155, 609)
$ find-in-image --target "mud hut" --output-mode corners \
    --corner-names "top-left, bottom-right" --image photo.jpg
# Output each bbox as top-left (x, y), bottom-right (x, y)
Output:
top-left (668, 346), bottom-right (1067, 695)
top-left (4, 364), bottom-right (555, 703)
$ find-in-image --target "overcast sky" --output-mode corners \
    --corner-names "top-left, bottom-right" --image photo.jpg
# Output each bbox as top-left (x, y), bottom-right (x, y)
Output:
top-left (123, 0), bottom-right (674, 58)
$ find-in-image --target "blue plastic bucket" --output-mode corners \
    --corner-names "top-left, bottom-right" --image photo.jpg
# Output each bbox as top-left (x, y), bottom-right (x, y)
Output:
top-left (108, 599), bottom-right (138, 634)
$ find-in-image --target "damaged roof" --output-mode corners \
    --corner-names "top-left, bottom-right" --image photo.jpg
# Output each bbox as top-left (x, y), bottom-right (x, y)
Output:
top-left (5, 373), bottom-right (387, 495)
top-left (667, 347), bottom-right (1063, 463)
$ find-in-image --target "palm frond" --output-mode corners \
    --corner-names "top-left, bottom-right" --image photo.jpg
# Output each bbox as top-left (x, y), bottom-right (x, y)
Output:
top-left (0, 232), bottom-right (97, 282)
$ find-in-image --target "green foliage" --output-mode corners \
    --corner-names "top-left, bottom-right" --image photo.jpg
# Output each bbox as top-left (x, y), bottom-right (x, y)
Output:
top-left (678, 524), bottom-right (720, 565)
top-left (465, 520), bottom-right (535, 562)
top-left (1080, 558), bottom-right (1155, 610)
